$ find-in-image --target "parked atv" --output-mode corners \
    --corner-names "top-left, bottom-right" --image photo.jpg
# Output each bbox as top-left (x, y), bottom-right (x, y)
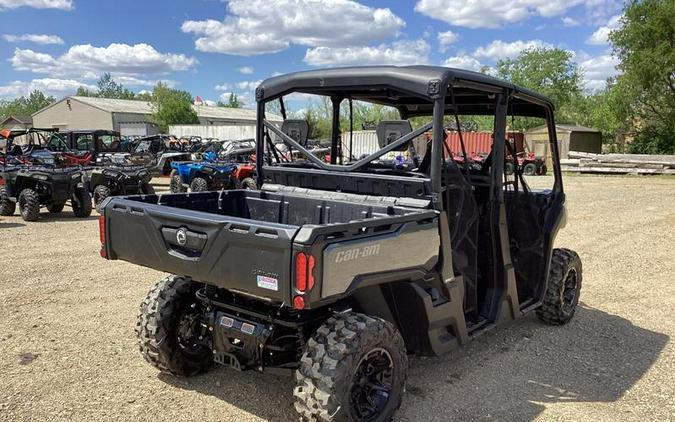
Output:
top-left (86, 163), bottom-right (154, 211)
top-left (169, 159), bottom-right (240, 193)
top-left (129, 135), bottom-right (192, 176)
top-left (0, 165), bottom-right (91, 221)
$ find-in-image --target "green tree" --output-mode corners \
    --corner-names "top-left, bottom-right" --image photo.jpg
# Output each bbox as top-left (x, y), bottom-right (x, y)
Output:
top-left (217, 93), bottom-right (243, 108)
top-left (610, 0), bottom-right (675, 154)
top-left (96, 73), bottom-right (136, 100)
top-left (75, 86), bottom-right (95, 97)
top-left (496, 48), bottom-right (583, 130)
top-left (150, 82), bottom-right (198, 132)
top-left (0, 90), bottom-right (55, 118)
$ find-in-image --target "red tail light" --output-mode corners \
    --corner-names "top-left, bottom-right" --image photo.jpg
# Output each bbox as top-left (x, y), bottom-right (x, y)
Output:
top-left (295, 252), bottom-right (315, 293)
top-left (98, 215), bottom-right (107, 258)
top-left (295, 252), bottom-right (307, 291)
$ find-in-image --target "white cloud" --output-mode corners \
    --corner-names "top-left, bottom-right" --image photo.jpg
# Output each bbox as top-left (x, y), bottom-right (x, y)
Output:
top-left (215, 79), bottom-right (263, 92)
top-left (415, 0), bottom-right (622, 29)
top-left (0, 78), bottom-right (94, 99)
top-left (587, 14), bottom-right (621, 45)
top-left (415, 0), bottom-right (585, 28)
top-left (437, 30), bottom-right (457, 52)
top-left (181, 0), bottom-right (405, 56)
top-left (442, 55), bottom-right (483, 72)
top-left (0, 0), bottom-right (72, 10)
top-left (580, 53), bottom-right (620, 90)
top-left (238, 66), bottom-right (254, 74)
top-left (9, 43), bottom-right (197, 78)
top-left (561, 17), bottom-right (580, 27)
top-left (473, 39), bottom-right (554, 61)
top-left (304, 39), bottom-right (430, 66)
top-left (2, 33), bottom-right (64, 44)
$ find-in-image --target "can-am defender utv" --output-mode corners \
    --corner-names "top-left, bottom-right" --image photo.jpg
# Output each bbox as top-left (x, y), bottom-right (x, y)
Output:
top-left (0, 164), bottom-right (91, 221)
top-left (99, 66), bottom-right (581, 421)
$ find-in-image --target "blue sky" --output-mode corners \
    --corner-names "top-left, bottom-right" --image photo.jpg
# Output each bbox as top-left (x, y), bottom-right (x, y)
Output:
top-left (0, 0), bottom-right (623, 111)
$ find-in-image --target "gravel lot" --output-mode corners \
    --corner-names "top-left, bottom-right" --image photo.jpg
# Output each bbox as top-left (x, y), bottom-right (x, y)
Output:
top-left (0, 175), bottom-right (673, 421)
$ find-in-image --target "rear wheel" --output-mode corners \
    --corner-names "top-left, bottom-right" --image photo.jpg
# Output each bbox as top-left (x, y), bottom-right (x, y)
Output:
top-left (136, 276), bottom-right (213, 376)
top-left (169, 170), bottom-right (185, 193)
top-left (0, 187), bottom-right (15, 216)
top-left (294, 312), bottom-right (407, 422)
top-left (72, 187), bottom-right (92, 218)
top-left (18, 189), bottom-right (40, 221)
top-left (537, 248), bottom-right (582, 325)
top-left (46, 201), bottom-right (65, 213)
top-left (523, 163), bottom-right (537, 176)
top-left (240, 177), bottom-right (257, 190)
top-left (93, 185), bottom-right (111, 212)
top-left (190, 177), bottom-right (209, 192)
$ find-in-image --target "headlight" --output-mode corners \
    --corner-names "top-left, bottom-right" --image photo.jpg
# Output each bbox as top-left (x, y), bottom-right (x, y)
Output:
top-left (138, 170), bottom-right (148, 178)
top-left (36, 174), bottom-right (48, 181)
top-left (71, 172), bottom-right (81, 180)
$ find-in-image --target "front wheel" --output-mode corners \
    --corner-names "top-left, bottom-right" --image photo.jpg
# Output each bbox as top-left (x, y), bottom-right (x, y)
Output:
top-left (190, 177), bottom-right (209, 192)
top-left (72, 187), bottom-right (92, 218)
top-left (523, 163), bottom-right (537, 176)
top-left (0, 187), bottom-right (16, 216)
top-left (136, 276), bottom-right (213, 376)
top-left (93, 185), bottom-right (111, 212)
top-left (537, 248), bottom-right (582, 325)
top-left (169, 170), bottom-right (185, 193)
top-left (18, 188), bottom-right (40, 221)
top-left (294, 312), bottom-right (408, 422)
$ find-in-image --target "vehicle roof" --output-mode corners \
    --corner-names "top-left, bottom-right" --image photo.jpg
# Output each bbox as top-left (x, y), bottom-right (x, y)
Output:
top-left (257, 66), bottom-right (553, 117)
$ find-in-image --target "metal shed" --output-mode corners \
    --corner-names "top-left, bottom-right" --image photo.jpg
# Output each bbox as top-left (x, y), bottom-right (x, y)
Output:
top-left (526, 124), bottom-right (602, 163)
top-left (32, 96), bottom-right (282, 138)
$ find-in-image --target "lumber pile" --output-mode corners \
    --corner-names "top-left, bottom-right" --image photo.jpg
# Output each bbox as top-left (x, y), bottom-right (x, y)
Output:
top-left (561, 152), bottom-right (675, 175)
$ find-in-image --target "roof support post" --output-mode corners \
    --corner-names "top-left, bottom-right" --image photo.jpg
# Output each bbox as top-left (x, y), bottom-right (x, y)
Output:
top-left (330, 96), bottom-right (341, 165)
top-left (255, 100), bottom-right (265, 188)
top-left (430, 97), bottom-right (444, 211)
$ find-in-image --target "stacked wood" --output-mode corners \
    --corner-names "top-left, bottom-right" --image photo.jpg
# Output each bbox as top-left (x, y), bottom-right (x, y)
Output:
top-left (561, 151), bottom-right (675, 175)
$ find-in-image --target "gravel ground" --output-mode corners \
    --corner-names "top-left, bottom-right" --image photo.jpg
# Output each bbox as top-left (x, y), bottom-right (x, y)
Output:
top-left (0, 175), bottom-right (673, 422)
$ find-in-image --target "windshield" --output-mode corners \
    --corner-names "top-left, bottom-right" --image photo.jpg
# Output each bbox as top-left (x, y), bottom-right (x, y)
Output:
top-left (98, 134), bottom-right (122, 152)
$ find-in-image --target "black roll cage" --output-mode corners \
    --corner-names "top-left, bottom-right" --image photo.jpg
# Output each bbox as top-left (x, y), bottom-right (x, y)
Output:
top-left (255, 66), bottom-right (562, 212)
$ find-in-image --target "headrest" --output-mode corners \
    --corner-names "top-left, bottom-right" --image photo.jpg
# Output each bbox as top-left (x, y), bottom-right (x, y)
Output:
top-left (376, 120), bottom-right (412, 151)
top-left (281, 119), bottom-right (309, 147)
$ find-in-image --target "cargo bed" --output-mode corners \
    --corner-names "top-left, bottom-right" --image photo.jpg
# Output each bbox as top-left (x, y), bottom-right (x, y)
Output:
top-left (102, 188), bottom-right (439, 305)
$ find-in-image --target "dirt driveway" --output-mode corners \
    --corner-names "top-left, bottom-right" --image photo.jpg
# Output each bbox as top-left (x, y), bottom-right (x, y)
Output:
top-left (0, 175), bottom-right (673, 421)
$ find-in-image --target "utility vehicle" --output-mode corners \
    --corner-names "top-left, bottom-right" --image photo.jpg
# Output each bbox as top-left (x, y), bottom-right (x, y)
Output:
top-left (99, 66), bottom-right (581, 421)
top-left (128, 134), bottom-right (192, 176)
top-left (0, 164), bottom-right (91, 221)
top-left (87, 161), bottom-right (154, 212)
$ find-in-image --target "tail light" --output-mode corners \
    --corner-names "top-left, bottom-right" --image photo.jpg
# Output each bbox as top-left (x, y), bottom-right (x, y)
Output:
top-left (294, 251), bottom-right (315, 310)
top-left (98, 215), bottom-right (107, 258)
top-left (294, 252), bottom-right (315, 292)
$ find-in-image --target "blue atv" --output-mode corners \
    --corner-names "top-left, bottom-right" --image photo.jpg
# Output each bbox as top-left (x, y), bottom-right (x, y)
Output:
top-left (169, 153), bottom-right (239, 193)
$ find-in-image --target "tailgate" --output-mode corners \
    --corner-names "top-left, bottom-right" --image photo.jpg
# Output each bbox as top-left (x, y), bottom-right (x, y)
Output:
top-left (104, 198), bottom-right (298, 303)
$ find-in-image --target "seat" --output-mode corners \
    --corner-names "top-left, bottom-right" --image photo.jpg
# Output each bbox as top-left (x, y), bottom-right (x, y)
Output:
top-left (376, 120), bottom-right (412, 151)
top-left (281, 119), bottom-right (309, 147)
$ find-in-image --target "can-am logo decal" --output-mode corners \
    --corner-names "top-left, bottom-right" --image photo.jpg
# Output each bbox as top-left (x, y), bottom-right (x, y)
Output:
top-left (176, 228), bottom-right (187, 246)
top-left (335, 244), bottom-right (381, 263)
